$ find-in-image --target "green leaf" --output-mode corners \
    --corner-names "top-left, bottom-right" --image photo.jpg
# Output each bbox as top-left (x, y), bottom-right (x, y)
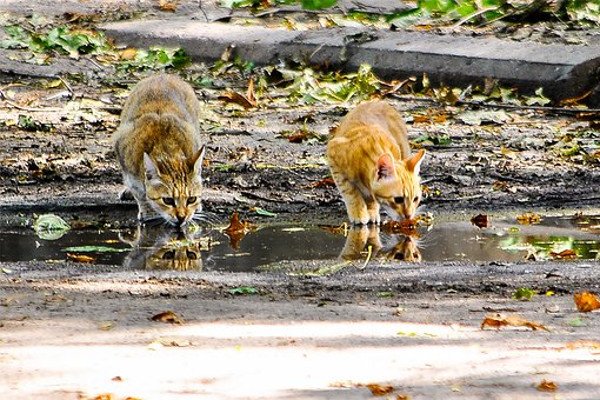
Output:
top-left (301, 0), bottom-right (337, 10)
top-left (253, 207), bottom-right (278, 217)
top-left (512, 287), bottom-right (537, 301)
top-left (228, 286), bottom-right (259, 295)
top-left (33, 214), bottom-right (71, 241)
top-left (377, 291), bottom-right (394, 298)
top-left (568, 316), bottom-right (586, 327)
top-left (413, 133), bottom-right (451, 146)
top-left (61, 245), bottom-right (129, 253)
top-left (524, 87), bottom-right (551, 106)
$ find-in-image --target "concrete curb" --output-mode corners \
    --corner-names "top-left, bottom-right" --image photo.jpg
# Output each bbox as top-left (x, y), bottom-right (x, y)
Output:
top-left (100, 20), bottom-right (600, 103)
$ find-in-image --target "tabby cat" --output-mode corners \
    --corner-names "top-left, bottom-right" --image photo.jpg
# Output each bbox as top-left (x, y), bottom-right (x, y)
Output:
top-left (114, 74), bottom-right (206, 227)
top-left (120, 226), bottom-right (203, 271)
top-left (327, 100), bottom-right (425, 225)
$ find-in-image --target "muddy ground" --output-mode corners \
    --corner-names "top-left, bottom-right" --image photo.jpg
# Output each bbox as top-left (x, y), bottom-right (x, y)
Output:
top-left (1, 1), bottom-right (600, 399)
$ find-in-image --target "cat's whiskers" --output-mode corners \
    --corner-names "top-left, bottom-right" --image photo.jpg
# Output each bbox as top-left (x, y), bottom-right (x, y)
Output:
top-left (191, 211), bottom-right (221, 226)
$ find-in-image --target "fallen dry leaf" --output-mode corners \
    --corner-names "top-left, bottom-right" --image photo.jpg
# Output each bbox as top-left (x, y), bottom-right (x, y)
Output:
top-left (396, 395), bottom-right (411, 400)
top-left (309, 177), bottom-right (336, 188)
top-left (151, 311), bottom-right (184, 324)
top-left (470, 213), bottom-right (490, 228)
top-left (67, 253), bottom-right (96, 263)
top-left (286, 131), bottom-right (308, 143)
top-left (224, 211), bottom-right (255, 250)
top-left (218, 79), bottom-right (257, 109)
top-left (536, 379), bottom-right (558, 392)
top-left (111, 376), bottom-right (123, 382)
top-left (574, 292), bottom-right (600, 312)
top-left (119, 48), bottom-right (138, 61)
top-left (565, 340), bottom-right (600, 350)
top-left (99, 321), bottom-right (114, 331)
top-left (516, 212), bottom-right (541, 225)
top-left (93, 395), bottom-right (113, 400)
top-left (364, 383), bottom-right (394, 396)
top-left (158, 0), bottom-right (178, 11)
top-left (550, 249), bottom-right (578, 260)
top-left (480, 313), bottom-right (549, 331)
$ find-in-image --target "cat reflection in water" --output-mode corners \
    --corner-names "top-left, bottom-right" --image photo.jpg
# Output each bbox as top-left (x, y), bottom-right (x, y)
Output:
top-left (340, 225), bottom-right (422, 263)
top-left (120, 226), bottom-right (207, 270)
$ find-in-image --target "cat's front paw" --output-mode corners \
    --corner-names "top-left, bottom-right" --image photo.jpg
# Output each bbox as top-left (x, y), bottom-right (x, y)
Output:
top-left (349, 216), bottom-right (371, 226)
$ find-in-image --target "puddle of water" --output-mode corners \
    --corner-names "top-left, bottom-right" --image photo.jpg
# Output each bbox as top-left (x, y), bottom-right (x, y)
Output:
top-left (0, 215), bottom-right (598, 271)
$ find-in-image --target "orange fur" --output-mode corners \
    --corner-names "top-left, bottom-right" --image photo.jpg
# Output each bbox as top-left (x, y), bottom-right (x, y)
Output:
top-left (114, 74), bottom-right (206, 226)
top-left (327, 100), bottom-right (425, 225)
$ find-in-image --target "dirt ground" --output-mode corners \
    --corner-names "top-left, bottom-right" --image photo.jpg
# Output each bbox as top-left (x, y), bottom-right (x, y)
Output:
top-left (1, 1), bottom-right (600, 399)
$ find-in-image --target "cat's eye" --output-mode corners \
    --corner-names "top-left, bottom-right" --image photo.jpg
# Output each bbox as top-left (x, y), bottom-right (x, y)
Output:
top-left (186, 250), bottom-right (198, 260)
top-left (186, 196), bottom-right (197, 205)
top-left (393, 196), bottom-right (404, 204)
top-left (162, 250), bottom-right (175, 260)
top-left (413, 196), bottom-right (419, 203)
top-left (162, 197), bottom-right (175, 206)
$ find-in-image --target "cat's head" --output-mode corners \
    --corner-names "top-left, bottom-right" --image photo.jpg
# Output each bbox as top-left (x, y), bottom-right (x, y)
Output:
top-left (145, 239), bottom-right (202, 270)
top-left (143, 146), bottom-right (205, 227)
top-left (121, 227), bottom-right (203, 270)
top-left (381, 234), bottom-right (422, 263)
top-left (372, 149), bottom-right (425, 220)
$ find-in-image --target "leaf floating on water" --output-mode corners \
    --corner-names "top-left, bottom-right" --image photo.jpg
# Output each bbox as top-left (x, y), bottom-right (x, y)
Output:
top-left (574, 292), bottom-right (600, 312)
top-left (470, 214), bottom-right (490, 228)
top-left (62, 245), bottom-right (129, 253)
top-left (151, 310), bottom-right (184, 324)
top-left (536, 379), bottom-right (558, 392)
top-left (33, 213), bottom-right (71, 240)
top-left (224, 211), bottom-right (255, 250)
top-left (66, 253), bottom-right (96, 263)
top-left (550, 249), bottom-right (578, 260)
top-left (480, 313), bottom-right (549, 331)
top-left (516, 212), bottom-right (541, 225)
top-left (228, 286), bottom-right (258, 295)
top-left (252, 207), bottom-right (277, 217)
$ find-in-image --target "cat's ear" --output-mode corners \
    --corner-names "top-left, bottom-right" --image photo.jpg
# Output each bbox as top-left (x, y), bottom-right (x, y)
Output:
top-left (143, 153), bottom-right (160, 180)
top-left (406, 149), bottom-right (425, 175)
top-left (376, 153), bottom-right (395, 181)
top-left (190, 145), bottom-right (206, 175)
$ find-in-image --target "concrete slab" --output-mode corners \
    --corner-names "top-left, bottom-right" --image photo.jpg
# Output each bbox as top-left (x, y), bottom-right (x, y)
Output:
top-left (101, 20), bottom-right (600, 103)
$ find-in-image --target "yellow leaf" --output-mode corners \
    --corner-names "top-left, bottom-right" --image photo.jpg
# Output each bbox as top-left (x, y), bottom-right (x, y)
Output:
top-left (481, 313), bottom-right (549, 331)
top-left (151, 310), bottom-right (184, 324)
top-left (574, 292), bottom-right (600, 312)
top-left (536, 379), bottom-right (558, 392)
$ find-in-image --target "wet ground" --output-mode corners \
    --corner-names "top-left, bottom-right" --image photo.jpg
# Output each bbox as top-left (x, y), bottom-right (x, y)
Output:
top-left (2, 215), bottom-right (599, 269)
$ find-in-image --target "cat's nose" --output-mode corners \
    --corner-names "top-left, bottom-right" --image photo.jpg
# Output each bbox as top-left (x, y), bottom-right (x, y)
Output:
top-left (176, 215), bottom-right (186, 225)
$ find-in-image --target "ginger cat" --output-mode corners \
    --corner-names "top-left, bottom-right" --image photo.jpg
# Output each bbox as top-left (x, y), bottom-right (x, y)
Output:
top-left (340, 226), bottom-right (422, 263)
top-left (327, 100), bottom-right (425, 225)
top-left (114, 74), bottom-right (206, 227)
